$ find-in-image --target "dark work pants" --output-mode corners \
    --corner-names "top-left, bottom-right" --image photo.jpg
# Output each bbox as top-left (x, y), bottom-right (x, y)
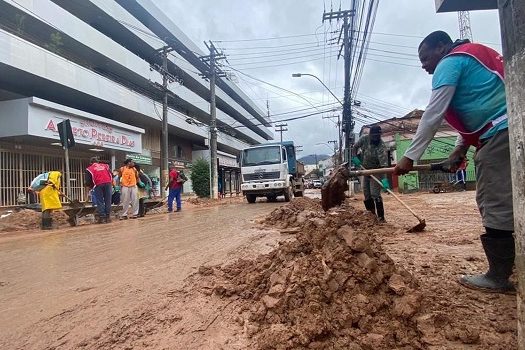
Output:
top-left (94, 183), bottom-right (112, 219)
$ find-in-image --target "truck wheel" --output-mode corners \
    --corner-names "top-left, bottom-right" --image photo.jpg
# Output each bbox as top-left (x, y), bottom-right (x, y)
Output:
top-left (284, 186), bottom-right (293, 202)
top-left (294, 191), bottom-right (303, 197)
top-left (246, 194), bottom-right (257, 203)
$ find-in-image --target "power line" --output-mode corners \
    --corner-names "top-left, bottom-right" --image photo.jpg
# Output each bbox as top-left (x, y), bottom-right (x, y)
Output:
top-left (213, 30), bottom-right (338, 42)
top-left (226, 45), bottom-right (418, 61)
top-left (226, 66), bottom-right (322, 111)
top-left (223, 54), bottom-right (420, 71)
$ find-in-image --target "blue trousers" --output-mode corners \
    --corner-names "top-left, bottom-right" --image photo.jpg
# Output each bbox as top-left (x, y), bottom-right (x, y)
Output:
top-left (168, 188), bottom-right (182, 211)
top-left (94, 183), bottom-right (113, 218)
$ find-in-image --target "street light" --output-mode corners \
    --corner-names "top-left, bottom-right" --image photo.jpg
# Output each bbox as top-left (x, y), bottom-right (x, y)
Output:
top-left (294, 73), bottom-right (344, 165)
top-left (292, 73), bottom-right (343, 107)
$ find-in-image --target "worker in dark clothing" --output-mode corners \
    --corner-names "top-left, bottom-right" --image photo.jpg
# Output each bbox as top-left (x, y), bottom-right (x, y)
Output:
top-left (352, 125), bottom-right (390, 222)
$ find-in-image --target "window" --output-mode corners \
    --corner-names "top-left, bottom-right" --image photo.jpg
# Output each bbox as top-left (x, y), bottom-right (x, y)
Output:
top-left (242, 146), bottom-right (281, 166)
top-left (172, 145), bottom-right (184, 159)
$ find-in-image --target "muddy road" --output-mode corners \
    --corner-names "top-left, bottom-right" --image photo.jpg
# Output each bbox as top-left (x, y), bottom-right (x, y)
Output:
top-left (0, 199), bottom-right (285, 346)
top-left (0, 190), bottom-right (518, 349)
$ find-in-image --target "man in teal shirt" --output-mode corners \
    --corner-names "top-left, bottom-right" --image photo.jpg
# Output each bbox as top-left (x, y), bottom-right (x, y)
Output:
top-left (395, 31), bottom-right (514, 294)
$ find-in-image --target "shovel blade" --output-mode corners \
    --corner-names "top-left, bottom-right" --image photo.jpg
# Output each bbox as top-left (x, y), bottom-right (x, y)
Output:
top-left (407, 219), bottom-right (426, 233)
top-left (321, 166), bottom-right (350, 211)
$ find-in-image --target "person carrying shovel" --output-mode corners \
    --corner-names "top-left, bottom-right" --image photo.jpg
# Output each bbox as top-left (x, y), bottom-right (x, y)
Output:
top-left (394, 31), bottom-right (514, 294)
top-left (352, 125), bottom-right (390, 222)
top-left (39, 171), bottom-right (63, 230)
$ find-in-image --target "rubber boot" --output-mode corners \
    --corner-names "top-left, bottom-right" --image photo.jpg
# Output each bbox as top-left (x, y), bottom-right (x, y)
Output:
top-left (374, 198), bottom-right (386, 223)
top-left (41, 217), bottom-right (53, 230)
top-left (363, 198), bottom-right (375, 215)
top-left (459, 234), bottom-right (516, 294)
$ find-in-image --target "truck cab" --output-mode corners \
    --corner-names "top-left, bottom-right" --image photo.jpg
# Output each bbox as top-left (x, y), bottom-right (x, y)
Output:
top-left (240, 142), bottom-right (304, 203)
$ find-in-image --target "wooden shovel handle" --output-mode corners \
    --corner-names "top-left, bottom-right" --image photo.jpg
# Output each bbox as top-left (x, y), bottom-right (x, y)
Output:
top-left (350, 162), bottom-right (449, 176)
top-left (368, 174), bottom-right (425, 222)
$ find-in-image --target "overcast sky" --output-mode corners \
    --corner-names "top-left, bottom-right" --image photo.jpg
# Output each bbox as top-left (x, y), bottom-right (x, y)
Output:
top-left (153, 0), bottom-right (502, 157)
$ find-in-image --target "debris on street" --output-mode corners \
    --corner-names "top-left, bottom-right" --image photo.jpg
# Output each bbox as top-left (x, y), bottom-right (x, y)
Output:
top-left (0, 209), bottom-right (70, 233)
top-left (0, 193), bottom-right (517, 350)
top-left (194, 198), bottom-right (425, 349)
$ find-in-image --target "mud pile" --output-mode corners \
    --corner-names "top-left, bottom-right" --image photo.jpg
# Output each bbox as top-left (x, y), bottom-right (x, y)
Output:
top-left (0, 209), bottom-right (69, 232)
top-left (197, 198), bottom-right (425, 349)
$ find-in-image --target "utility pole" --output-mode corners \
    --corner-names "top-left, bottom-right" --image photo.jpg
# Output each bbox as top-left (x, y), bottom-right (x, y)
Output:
top-left (323, 8), bottom-right (354, 168)
top-left (497, 0), bottom-right (525, 345)
top-left (323, 115), bottom-right (343, 165)
top-left (327, 140), bottom-right (338, 158)
top-left (153, 46), bottom-right (175, 198)
top-left (200, 41), bottom-right (227, 200)
top-left (161, 47), bottom-right (170, 198)
top-left (275, 123), bottom-right (288, 143)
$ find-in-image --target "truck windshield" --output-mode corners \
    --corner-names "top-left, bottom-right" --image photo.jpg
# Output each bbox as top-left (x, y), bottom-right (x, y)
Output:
top-left (242, 146), bottom-right (282, 166)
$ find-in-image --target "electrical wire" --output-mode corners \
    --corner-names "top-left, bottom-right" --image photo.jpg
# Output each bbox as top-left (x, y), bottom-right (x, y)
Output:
top-left (213, 30), bottom-right (338, 42)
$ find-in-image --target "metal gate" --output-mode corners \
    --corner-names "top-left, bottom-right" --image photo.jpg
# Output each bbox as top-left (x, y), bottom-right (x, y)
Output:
top-left (0, 150), bottom-right (88, 207)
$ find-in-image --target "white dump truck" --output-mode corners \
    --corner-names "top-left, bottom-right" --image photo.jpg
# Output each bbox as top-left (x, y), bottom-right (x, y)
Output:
top-left (240, 141), bottom-right (305, 203)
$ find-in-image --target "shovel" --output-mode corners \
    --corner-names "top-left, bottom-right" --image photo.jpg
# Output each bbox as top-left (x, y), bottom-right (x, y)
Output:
top-left (321, 161), bottom-right (452, 232)
top-left (366, 173), bottom-right (426, 233)
top-left (48, 183), bottom-right (84, 209)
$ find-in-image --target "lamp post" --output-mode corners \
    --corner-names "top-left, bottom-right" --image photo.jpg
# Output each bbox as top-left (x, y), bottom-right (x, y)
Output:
top-left (293, 73), bottom-right (344, 165)
top-left (292, 73), bottom-right (344, 107)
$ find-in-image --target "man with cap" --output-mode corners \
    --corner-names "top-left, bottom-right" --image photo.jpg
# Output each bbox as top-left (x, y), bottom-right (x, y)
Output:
top-left (85, 157), bottom-right (113, 223)
top-left (352, 125), bottom-right (390, 222)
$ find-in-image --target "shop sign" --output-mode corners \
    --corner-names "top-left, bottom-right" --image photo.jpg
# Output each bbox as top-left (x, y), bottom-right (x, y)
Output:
top-left (28, 106), bottom-right (143, 153)
top-left (126, 154), bottom-right (152, 165)
top-left (171, 159), bottom-right (191, 168)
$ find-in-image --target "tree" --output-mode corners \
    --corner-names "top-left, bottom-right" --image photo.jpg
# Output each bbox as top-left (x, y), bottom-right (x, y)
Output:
top-left (190, 158), bottom-right (210, 198)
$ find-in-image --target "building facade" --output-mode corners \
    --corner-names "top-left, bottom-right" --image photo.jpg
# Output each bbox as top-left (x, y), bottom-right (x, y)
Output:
top-left (0, 0), bottom-right (273, 206)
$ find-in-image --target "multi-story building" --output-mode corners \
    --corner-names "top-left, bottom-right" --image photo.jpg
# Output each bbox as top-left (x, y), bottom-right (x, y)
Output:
top-left (0, 0), bottom-right (273, 206)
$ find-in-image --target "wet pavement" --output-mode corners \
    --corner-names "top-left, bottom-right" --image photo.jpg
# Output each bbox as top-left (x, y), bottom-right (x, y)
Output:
top-left (0, 200), bottom-right (284, 342)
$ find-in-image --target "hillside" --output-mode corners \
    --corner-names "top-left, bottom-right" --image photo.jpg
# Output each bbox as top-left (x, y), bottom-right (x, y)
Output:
top-left (298, 154), bottom-right (329, 165)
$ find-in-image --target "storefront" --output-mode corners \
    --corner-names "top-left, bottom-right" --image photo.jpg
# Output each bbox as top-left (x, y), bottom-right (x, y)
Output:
top-left (218, 152), bottom-right (241, 196)
top-left (0, 97), bottom-right (144, 206)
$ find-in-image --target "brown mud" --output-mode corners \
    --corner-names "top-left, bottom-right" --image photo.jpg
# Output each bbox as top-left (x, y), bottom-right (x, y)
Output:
top-left (191, 198), bottom-right (425, 349)
top-left (0, 209), bottom-right (69, 232)
top-left (1, 192), bottom-right (517, 349)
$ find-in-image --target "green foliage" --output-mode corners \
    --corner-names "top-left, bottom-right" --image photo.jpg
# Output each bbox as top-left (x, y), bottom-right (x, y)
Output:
top-left (190, 158), bottom-right (210, 198)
